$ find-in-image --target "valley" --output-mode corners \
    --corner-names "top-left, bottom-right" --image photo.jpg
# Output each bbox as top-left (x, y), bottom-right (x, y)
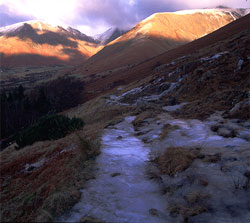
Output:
top-left (0, 65), bottom-right (69, 90)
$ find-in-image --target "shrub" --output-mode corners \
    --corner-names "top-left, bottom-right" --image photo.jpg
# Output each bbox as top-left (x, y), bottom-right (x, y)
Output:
top-left (16, 114), bottom-right (84, 149)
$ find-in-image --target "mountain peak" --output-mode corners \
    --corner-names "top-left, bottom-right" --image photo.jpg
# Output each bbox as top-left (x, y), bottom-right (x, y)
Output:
top-left (94, 27), bottom-right (127, 45)
top-left (0, 20), bottom-right (61, 36)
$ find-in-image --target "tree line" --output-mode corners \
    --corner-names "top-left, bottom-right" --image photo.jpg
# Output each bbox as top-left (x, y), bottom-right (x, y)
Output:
top-left (0, 76), bottom-right (84, 142)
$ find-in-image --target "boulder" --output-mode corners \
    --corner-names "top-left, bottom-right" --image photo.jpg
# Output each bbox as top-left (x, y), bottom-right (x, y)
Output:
top-left (217, 127), bottom-right (236, 138)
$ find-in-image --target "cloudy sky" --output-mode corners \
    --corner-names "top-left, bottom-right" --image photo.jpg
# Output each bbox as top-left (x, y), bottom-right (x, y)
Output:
top-left (0, 0), bottom-right (249, 35)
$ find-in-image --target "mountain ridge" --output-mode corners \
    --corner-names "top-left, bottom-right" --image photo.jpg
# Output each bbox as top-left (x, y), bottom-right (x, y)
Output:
top-left (0, 8), bottom-right (249, 68)
top-left (80, 8), bottom-right (246, 74)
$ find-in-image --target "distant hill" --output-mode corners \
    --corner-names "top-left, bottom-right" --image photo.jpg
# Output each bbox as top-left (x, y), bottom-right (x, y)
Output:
top-left (0, 20), bottom-right (102, 67)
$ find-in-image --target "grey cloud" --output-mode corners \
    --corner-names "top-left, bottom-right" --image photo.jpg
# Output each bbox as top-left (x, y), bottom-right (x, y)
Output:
top-left (72, 0), bottom-right (184, 29)
top-left (71, 0), bottom-right (246, 31)
top-left (0, 0), bottom-right (249, 35)
top-left (73, 0), bottom-right (139, 29)
top-left (133, 0), bottom-right (185, 19)
top-left (0, 5), bottom-right (34, 27)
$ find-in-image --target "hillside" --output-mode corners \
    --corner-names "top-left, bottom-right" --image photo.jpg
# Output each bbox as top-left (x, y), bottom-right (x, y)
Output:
top-left (80, 8), bottom-right (246, 74)
top-left (0, 21), bottom-right (102, 67)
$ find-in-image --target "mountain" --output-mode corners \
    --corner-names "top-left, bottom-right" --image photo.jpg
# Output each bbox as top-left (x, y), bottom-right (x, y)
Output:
top-left (94, 27), bottom-right (127, 45)
top-left (0, 20), bottom-right (102, 67)
top-left (81, 8), bottom-right (248, 74)
top-left (79, 13), bottom-right (250, 102)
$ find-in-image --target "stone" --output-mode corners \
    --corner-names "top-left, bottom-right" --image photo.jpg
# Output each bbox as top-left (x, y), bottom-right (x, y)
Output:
top-left (166, 96), bottom-right (178, 106)
top-left (217, 127), bottom-right (236, 138)
top-left (110, 173), bottom-right (121, 177)
top-left (204, 153), bottom-right (221, 163)
top-left (237, 59), bottom-right (244, 70)
top-left (149, 208), bottom-right (159, 216)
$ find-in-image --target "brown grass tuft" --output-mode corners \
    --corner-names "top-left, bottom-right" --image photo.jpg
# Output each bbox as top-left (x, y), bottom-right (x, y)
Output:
top-left (181, 206), bottom-right (208, 220)
top-left (156, 147), bottom-right (199, 176)
top-left (168, 190), bottom-right (210, 221)
top-left (168, 203), bottom-right (208, 221)
top-left (132, 110), bottom-right (156, 127)
top-left (159, 124), bottom-right (179, 140)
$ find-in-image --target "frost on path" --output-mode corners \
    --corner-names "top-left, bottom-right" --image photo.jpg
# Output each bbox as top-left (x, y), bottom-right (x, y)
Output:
top-left (58, 116), bottom-right (169, 223)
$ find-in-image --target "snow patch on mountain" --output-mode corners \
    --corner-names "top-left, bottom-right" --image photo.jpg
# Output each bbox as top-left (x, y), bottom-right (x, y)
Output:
top-left (142, 8), bottom-right (250, 25)
top-left (174, 8), bottom-right (229, 15)
top-left (0, 20), bottom-right (54, 35)
top-left (94, 27), bottom-right (127, 44)
top-left (173, 8), bottom-right (249, 17)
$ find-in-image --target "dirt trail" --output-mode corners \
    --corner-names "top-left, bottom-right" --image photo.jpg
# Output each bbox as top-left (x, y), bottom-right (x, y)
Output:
top-left (57, 116), bottom-right (170, 223)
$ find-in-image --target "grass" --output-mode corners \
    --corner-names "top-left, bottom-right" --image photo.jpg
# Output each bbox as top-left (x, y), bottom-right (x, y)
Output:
top-left (156, 147), bottom-right (200, 176)
top-left (0, 126), bottom-right (97, 222)
top-left (0, 94), bottom-right (132, 222)
top-left (41, 191), bottom-right (79, 217)
top-left (67, 96), bottom-right (132, 140)
top-left (35, 210), bottom-right (54, 222)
